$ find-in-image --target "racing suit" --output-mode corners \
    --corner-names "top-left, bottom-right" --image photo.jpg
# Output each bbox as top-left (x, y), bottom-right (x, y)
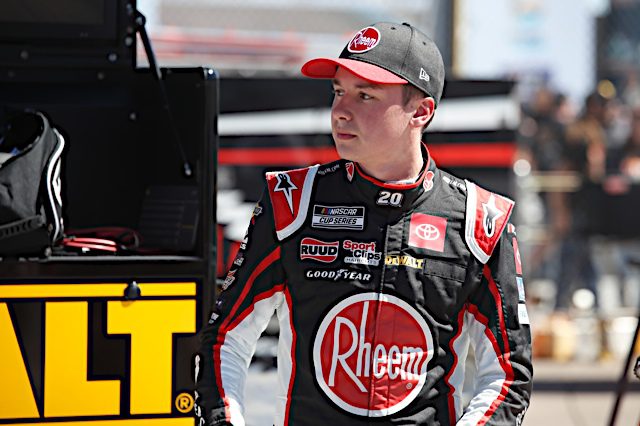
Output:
top-left (196, 149), bottom-right (533, 425)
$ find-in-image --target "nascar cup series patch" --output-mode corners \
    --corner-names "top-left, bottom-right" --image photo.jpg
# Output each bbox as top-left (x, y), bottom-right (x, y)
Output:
top-left (313, 293), bottom-right (434, 417)
top-left (312, 205), bottom-right (365, 230)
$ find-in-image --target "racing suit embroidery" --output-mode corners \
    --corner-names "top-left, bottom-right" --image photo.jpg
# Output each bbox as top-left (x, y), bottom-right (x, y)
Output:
top-left (464, 181), bottom-right (515, 264)
top-left (408, 212), bottom-right (447, 252)
top-left (311, 205), bottom-right (366, 231)
top-left (267, 165), bottom-right (319, 240)
top-left (345, 162), bottom-right (355, 182)
top-left (299, 237), bottom-right (340, 263)
top-left (197, 149), bottom-right (532, 426)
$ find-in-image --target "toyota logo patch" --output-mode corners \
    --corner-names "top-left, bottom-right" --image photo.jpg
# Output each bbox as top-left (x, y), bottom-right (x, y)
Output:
top-left (414, 223), bottom-right (440, 241)
top-left (409, 213), bottom-right (447, 252)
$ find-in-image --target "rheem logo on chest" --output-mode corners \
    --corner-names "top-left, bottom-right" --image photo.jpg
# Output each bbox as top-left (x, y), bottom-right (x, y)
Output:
top-left (313, 293), bottom-right (434, 417)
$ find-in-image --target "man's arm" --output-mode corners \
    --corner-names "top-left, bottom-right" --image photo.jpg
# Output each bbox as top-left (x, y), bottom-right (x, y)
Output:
top-left (458, 226), bottom-right (533, 426)
top-left (195, 189), bottom-right (286, 426)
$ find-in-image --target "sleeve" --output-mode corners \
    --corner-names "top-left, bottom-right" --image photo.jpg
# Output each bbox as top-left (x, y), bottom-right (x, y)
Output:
top-left (457, 225), bottom-right (533, 426)
top-left (195, 186), bottom-right (286, 426)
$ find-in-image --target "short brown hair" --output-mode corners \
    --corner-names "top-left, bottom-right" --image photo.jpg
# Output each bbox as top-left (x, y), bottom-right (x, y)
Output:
top-left (402, 84), bottom-right (426, 106)
top-left (402, 85), bottom-right (434, 132)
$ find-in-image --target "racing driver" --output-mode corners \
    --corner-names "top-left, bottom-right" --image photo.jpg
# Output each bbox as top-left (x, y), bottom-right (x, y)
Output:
top-left (196, 21), bottom-right (533, 425)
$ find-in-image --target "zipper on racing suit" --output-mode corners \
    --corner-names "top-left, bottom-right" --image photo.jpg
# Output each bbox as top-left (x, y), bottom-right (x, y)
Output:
top-left (366, 210), bottom-right (404, 419)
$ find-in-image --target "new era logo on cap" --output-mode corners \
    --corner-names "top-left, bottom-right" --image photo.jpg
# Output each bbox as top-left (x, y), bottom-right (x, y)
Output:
top-left (419, 68), bottom-right (430, 82)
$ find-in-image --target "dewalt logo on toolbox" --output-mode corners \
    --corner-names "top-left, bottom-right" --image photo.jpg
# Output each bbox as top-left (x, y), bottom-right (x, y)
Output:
top-left (0, 281), bottom-right (198, 425)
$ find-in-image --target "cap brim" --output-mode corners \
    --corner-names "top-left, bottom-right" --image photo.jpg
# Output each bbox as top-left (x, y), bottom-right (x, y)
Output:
top-left (301, 58), bottom-right (407, 84)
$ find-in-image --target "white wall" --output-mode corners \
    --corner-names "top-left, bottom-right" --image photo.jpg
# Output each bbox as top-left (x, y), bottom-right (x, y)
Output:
top-left (455, 0), bottom-right (608, 103)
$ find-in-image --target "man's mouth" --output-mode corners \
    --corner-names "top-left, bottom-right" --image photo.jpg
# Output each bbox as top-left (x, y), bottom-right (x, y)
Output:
top-left (335, 131), bottom-right (356, 140)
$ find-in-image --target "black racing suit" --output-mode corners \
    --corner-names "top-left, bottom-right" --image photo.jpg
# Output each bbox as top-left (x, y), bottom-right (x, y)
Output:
top-left (196, 151), bottom-right (532, 425)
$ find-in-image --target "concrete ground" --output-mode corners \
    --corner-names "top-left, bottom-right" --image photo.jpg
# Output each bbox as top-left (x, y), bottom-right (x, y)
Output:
top-left (526, 359), bottom-right (639, 426)
top-left (242, 358), bottom-right (640, 426)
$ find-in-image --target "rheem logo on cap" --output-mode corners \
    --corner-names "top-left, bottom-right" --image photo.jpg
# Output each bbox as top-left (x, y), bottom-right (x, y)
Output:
top-left (348, 27), bottom-right (381, 53)
top-left (313, 293), bottom-right (434, 416)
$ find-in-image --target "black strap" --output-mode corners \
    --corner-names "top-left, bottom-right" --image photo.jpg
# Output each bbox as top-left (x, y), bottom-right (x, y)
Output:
top-left (135, 10), bottom-right (193, 178)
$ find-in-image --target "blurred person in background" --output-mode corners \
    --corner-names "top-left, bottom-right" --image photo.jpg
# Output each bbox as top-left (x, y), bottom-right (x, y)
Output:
top-left (623, 72), bottom-right (640, 111)
top-left (195, 21), bottom-right (532, 426)
top-left (603, 107), bottom-right (640, 309)
top-left (609, 107), bottom-right (640, 180)
top-left (553, 93), bottom-right (577, 127)
top-left (519, 87), bottom-right (566, 173)
top-left (549, 92), bottom-right (610, 309)
top-left (517, 87), bottom-right (571, 301)
top-left (564, 92), bottom-right (608, 182)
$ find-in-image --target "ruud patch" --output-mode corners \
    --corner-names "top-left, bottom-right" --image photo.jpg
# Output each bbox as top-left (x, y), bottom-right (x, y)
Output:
top-left (312, 205), bottom-right (365, 230)
top-left (300, 237), bottom-right (339, 263)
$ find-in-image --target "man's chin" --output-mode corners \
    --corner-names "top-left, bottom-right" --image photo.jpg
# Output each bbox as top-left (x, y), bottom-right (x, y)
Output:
top-left (334, 144), bottom-right (358, 162)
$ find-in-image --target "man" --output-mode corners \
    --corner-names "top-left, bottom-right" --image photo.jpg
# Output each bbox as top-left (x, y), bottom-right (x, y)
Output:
top-left (196, 22), bottom-right (532, 425)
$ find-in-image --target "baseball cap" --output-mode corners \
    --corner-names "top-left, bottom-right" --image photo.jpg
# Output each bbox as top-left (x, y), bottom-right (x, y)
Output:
top-left (301, 22), bottom-right (445, 106)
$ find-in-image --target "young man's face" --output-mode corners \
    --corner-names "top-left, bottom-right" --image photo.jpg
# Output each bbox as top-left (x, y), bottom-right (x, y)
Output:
top-left (331, 67), bottom-right (418, 169)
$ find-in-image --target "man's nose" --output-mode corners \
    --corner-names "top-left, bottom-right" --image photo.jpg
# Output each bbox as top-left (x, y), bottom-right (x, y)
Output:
top-left (332, 99), bottom-right (352, 122)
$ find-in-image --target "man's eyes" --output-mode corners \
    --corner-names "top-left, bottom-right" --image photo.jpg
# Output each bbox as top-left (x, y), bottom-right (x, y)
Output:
top-left (331, 89), bottom-right (373, 100)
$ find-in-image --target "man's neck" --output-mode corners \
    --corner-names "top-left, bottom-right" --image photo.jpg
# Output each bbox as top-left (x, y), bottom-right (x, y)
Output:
top-left (358, 142), bottom-right (425, 182)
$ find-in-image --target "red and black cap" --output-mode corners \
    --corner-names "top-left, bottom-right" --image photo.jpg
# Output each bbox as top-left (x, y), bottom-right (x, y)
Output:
top-left (301, 22), bottom-right (445, 106)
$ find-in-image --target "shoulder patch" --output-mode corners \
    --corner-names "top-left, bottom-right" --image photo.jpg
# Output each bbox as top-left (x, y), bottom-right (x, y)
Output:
top-left (464, 180), bottom-right (514, 263)
top-left (345, 161), bottom-right (355, 182)
top-left (316, 162), bottom-right (341, 176)
top-left (442, 174), bottom-right (466, 192)
top-left (266, 165), bottom-right (318, 240)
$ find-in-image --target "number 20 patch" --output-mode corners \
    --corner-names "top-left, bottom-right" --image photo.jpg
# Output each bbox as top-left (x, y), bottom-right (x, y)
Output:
top-left (376, 191), bottom-right (403, 207)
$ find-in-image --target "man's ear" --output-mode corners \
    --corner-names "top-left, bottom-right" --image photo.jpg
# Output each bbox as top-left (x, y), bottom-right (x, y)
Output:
top-left (411, 97), bottom-right (435, 129)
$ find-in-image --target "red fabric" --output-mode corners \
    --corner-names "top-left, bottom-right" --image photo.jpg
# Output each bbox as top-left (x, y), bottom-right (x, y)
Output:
top-left (471, 186), bottom-right (513, 259)
top-left (301, 58), bottom-right (407, 84)
top-left (266, 168), bottom-right (310, 234)
top-left (408, 213), bottom-right (447, 252)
